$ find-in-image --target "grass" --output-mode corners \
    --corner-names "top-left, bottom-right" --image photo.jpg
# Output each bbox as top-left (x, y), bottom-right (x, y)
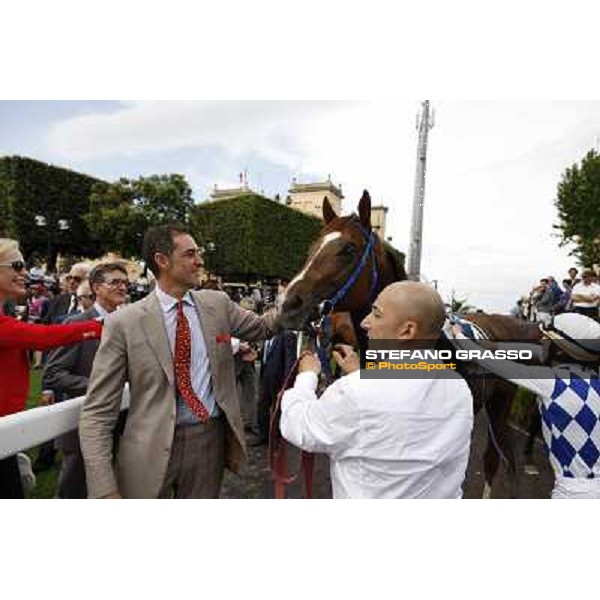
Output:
top-left (25, 369), bottom-right (42, 409)
top-left (24, 370), bottom-right (60, 499)
top-left (509, 387), bottom-right (538, 430)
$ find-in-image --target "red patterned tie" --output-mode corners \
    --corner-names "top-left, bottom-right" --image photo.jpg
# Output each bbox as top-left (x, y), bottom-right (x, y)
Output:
top-left (174, 300), bottom-right (210, 423)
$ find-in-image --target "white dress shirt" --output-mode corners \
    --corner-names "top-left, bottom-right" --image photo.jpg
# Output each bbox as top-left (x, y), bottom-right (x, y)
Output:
top-left (93, 302), bottom-right (110, 319)
top-left (155, 286), bottom-right (218, 423)
top-left (280, 370), bottom-right (473, 499)
top-left (571, 282), bottom-right (600, 308)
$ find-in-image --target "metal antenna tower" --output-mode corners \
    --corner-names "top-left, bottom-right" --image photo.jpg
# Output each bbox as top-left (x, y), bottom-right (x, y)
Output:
top-left (408, 100), bottom-right (435, 281)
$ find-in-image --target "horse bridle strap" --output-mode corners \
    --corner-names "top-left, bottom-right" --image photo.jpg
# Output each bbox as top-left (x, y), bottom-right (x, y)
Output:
top-left (320, 224), bottom-right (379, 316)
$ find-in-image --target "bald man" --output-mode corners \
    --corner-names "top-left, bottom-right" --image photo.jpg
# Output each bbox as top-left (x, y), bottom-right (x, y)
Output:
top-left (280, 282), bottom-right (474, 499)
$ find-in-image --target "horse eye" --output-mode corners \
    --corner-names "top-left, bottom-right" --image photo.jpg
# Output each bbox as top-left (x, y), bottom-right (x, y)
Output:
top-left (339, 243), bottom-right (356, 256)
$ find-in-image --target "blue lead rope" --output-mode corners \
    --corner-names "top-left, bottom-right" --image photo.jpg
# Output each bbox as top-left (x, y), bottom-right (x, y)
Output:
top-left (316, 314), bottom-right (333, 384)
top-left (320, 226), bottom-right (379, 316)
top-left (315, 225), bottom-right (379, 382)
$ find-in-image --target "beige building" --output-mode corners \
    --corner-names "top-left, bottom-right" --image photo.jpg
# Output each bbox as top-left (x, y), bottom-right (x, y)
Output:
top-left (287, 176), bottom-right (344, 219)
top-left (287, 177), bottom-right (389, 237)
top-left (210, 182), bottom-right (255, 201)
top-left (371, 205), bottom-right (389, 240)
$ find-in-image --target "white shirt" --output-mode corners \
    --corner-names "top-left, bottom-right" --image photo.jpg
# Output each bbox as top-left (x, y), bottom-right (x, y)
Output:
top-left (67, 294), bottom-right (77, 315)
top-left (93, 302), bottom-right (110, 319)
top-left (155, 286), bottom-right (218, 422)
top-left (571, 282), bottom-right (600, 308)
top-left (280, 370), bottom-right (473, 499)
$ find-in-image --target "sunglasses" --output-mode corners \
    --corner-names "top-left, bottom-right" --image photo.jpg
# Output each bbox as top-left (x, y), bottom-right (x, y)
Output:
top-left (0, 260), bottom-right (26, 272)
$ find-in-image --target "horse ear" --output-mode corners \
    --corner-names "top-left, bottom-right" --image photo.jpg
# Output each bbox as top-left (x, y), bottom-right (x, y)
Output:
top-left (322, 196), bottom-right (337, 223)
top-left (358, 189), bottom-right (371, 229)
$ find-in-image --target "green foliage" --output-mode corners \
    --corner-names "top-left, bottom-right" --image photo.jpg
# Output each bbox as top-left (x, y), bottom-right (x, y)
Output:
top-left (0, 156), bottom-right (107, 270)
top-left (85, 174), bottom-right (195, 259)
top-left (451, 292), bottom-right (474, 314)
top-left (191, 194), bottom-right (323, 281)
top-left (555, 149), bottom-right (600, 266)
top-left (509, 386), bottom-right (537, 430)
top-left (25, 371), bottom-right (58, 498)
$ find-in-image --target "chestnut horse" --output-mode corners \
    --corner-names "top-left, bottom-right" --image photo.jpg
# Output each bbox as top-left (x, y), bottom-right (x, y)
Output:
top-left (279, 189), bottom-right (542, 498)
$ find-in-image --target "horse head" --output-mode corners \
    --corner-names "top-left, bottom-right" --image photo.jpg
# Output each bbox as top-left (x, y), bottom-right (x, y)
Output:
top-left (279, 189), bottom-right (406, 330)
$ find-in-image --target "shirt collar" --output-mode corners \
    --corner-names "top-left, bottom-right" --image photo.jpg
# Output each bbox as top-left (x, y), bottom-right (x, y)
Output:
top-left (155, 285), bottom-right (195, 313)
top-left (94, 302), bottom-right (111, 318)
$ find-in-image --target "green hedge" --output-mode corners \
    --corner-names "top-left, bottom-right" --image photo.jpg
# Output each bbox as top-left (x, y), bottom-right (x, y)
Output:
top-left (0, 156), bottom-right (108, 267)
top-left (191, 194), bottom-right (323, 281)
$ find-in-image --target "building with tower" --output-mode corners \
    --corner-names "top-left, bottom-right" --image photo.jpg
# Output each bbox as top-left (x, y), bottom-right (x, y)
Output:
top-left (370, 204), bottom-right (389, 240)
top-left (286, 175), bottom-right (389, 237)
top-left (286, 176), bottom-right (344, 219)
top-left (210, 171), bottom-right (256, 201)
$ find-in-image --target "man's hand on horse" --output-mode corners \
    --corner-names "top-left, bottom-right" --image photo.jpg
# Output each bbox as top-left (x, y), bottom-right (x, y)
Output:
top-left (299, 351), bottom-right (321, 375)
top-left (333, 344), bottom-right (360, 375)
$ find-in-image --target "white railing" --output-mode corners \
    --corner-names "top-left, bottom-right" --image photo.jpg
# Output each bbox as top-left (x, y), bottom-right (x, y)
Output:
top-left (0, 388), bottom-right (130, 459)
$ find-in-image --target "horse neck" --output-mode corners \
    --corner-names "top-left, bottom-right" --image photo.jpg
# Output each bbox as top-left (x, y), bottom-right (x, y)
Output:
top-left (466, 314), bottom-right (542, 341)
top-left (378, 241), bottom-right (407, 287)
top-left (350, 308), bottom-right (370, 354)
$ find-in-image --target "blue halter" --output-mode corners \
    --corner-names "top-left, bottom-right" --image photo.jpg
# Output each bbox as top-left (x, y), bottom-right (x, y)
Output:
top-left (319, 224), bottom-right (379, 317)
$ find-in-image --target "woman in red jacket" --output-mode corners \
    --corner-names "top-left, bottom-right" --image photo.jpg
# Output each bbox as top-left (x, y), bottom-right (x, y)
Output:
top-left (0, 238), bottom-right (103, 498)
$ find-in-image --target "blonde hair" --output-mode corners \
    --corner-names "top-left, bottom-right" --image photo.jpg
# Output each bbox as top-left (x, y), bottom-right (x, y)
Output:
top-left (0, 238), bottom-right (20, 263)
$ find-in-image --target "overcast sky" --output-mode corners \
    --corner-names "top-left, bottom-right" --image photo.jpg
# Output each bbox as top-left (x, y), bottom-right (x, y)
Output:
top-left (1, 100), bottom-right (596, 312)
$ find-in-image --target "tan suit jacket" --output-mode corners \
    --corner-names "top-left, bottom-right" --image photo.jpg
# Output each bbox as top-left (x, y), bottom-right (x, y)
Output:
top-left (79, 289), bottom-right (279, 498)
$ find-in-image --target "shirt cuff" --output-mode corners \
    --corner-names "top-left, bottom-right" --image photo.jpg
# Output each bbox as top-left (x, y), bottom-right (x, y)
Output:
top-left (294, 371), bottom-right (318, 392)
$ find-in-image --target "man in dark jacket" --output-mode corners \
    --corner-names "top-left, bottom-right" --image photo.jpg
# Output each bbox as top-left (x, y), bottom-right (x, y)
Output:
top-left (43, 262), bottom-right (128, 498)
top-left (34, 263), bottom-right (93, 473)
top-left (249, 328), bottom-right (297, 446)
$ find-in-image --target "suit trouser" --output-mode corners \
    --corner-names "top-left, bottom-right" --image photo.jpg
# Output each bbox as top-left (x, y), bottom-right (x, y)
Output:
top-left (33, 440), bottom-right (56, 470)
top-left (237, 362), bottom-right (257, 429)
top-left (56, 430), bottom-right (87, 499)
top-left (158, 416), bottom-right (226, 499)
top-left (0, 456), bottom-right (24, 499)
top-left (255, 383), bottom-right (274, 440)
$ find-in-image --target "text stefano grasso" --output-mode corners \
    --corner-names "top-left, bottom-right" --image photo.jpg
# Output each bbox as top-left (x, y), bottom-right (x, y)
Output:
top-left (364, 349), bottom-right (533, 361)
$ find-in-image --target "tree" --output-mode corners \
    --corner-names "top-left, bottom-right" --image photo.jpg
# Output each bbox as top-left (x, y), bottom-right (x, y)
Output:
top-left (554, 149), bottom-right (600, 267)
top-left (85, 174), bottom-right (194, 259)
top-left (450, 291), bottom-right (475, 314)
top-left (0, 156), bottom-right (107, 271)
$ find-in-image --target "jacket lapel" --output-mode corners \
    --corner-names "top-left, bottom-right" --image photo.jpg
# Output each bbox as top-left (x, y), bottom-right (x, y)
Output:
top-left (141, 292), bottom-right (174, 386)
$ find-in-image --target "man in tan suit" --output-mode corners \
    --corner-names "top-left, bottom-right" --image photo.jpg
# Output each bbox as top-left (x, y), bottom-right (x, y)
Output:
top-left (79, 224), bottom-right (280, 498)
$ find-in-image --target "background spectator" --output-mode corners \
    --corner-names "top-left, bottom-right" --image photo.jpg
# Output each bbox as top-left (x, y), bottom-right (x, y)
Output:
top-left (532, 278), bottom-right (554, 326)
top-left (571, 269), bottom-right (600, 319)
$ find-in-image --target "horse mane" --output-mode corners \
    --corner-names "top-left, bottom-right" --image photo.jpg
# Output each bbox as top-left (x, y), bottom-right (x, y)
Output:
top-left (382, 241), bottom-right (407, 284)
